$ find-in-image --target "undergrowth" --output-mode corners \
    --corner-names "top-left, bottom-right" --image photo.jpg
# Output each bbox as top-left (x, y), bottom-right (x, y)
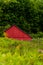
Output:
top-left (0, 37), bottom-right (43, 65)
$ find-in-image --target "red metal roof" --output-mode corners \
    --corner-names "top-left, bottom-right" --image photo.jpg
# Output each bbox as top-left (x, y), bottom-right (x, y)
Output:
top-left (4, 25), bottom-right (32, 41)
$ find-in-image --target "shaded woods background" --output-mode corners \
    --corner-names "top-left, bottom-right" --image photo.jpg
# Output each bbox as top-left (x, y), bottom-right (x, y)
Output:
top-left (0, 0), bottom-right (43, 38)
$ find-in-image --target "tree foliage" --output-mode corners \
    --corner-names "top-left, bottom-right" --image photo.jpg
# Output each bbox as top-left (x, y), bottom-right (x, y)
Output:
top-left (0, 0), bottom-right (43, 37)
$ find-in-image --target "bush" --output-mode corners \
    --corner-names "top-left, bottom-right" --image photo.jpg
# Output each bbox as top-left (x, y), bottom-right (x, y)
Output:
top-left (30, 32), bottom-right (43, 38)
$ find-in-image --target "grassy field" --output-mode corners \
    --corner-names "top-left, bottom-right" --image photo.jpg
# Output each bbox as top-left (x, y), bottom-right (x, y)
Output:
top-left (0, 37), bottom-right (43, 65)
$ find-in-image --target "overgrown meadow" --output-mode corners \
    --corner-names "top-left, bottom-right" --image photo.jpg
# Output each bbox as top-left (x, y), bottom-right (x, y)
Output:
top-left (0, 37), bottom-right (43, 65)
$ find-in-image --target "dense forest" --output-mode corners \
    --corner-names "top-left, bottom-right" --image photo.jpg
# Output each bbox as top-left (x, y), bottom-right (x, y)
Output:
top-left (0, 0), bottom-right (43, 38)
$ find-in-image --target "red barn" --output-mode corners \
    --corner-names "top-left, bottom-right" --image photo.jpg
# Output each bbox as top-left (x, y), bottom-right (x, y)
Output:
top-left (4, 25), bottom-right (32, 41)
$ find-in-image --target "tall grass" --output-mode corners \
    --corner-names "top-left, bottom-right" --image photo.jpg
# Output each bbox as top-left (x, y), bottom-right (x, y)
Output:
top-left (0, 37), bottom-right (43, 65)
